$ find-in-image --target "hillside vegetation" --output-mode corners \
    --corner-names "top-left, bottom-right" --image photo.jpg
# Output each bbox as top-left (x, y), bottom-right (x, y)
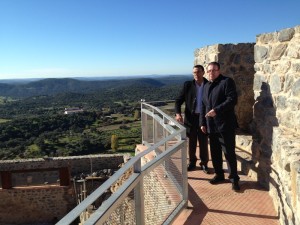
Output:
top-left (0, 75), bottom-right (189, 159)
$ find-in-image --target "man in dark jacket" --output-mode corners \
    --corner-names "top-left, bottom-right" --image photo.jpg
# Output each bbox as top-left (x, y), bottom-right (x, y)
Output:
top-left (200, 62), bottom-right (240, 191)
top-left (175, 65), bottom-right (209, 173)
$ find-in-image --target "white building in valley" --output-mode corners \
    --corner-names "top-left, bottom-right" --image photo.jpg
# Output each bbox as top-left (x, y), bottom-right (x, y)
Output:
top-left (64, 107), bottom-right (84, 114)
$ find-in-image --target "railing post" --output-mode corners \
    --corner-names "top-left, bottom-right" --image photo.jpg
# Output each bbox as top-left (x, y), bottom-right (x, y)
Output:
top-left (134, 158), bottom-right (145, 225)
top-left (152, 108), bottom-right (157, 144)
top-left (181, 133), bottom-right (188, 206)
top-left (141, 101), bottom-right (148, 145)
top-left (141, 100), bottom-right (144, 144)
top-left (163, 115), bottom-right (169, 176)
top-left (163, 116), bottom-right (167, 151)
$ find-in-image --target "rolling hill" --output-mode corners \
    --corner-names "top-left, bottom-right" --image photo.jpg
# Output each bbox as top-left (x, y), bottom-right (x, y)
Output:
top-left (0, 75), bottom-right (190, 98)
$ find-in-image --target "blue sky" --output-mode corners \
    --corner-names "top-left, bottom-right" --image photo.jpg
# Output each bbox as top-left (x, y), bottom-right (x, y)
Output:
top-left (0, 0), bottom-right (299, 80)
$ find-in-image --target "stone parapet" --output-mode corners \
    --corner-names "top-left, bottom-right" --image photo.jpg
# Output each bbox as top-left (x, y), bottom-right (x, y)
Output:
top-left (194, 43), bottom-right (255, 132)
top-left (0, 154), bottom-right (126, 174)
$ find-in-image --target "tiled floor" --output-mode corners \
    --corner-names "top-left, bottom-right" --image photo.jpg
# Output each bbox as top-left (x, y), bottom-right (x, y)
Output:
top-left (172, 161), bottom-right (279, 225)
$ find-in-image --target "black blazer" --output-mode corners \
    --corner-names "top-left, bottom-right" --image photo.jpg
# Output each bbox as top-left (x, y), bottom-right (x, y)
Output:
top-left (200, 75), bottom-right (238, 133)
top-left (175, 79), bottom-right (208, 129)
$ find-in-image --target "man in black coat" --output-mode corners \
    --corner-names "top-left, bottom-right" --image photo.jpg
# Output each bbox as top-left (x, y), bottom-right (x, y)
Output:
top-left (175, 65), bottom-right (209, 173)
top-left (200, 62), bottom-right (240, 191)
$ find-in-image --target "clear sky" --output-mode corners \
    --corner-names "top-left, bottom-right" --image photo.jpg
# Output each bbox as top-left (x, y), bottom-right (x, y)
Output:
top-left (0, 0), bottom-right (299, 79)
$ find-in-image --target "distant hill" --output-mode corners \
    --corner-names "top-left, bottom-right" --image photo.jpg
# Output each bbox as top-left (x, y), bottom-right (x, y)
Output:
top-left (0, 78), bottom-right (42, 84)
top-left (0, 74), bottom-right (190, 84)
top-left (0, 75), bottom-right (191, 98)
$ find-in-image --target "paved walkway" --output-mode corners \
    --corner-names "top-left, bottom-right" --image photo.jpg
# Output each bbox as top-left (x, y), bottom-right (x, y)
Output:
top-left (172, 152), bottom-right (279, 225)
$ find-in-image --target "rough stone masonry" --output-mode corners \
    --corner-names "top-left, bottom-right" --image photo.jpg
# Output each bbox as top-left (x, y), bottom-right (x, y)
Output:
top-left (194, 25), bottom-right (300, 225)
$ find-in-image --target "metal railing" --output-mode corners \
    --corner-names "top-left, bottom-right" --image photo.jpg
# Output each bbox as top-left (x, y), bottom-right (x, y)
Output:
top-left (56, 101), bottom-right (188, 225)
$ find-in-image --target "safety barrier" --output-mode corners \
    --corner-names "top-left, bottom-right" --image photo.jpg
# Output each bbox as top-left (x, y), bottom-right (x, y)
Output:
top-left (56, 101), bottom-right (187, 225)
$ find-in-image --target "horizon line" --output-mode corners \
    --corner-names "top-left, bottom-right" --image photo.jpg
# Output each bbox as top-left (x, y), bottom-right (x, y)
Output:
top-left (0, 73), bottom-right (191, 81)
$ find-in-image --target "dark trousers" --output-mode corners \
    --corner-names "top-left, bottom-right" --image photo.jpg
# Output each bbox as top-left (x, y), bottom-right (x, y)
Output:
top-left (187, 117), bottom-right (208, 166)
top-left (209, 131), bottom-right (239, 181)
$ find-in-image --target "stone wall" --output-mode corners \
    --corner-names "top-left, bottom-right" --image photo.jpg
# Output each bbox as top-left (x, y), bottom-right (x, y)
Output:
top-left (0, 186), bottom-right (73, 225)
top-left (194, 43), bottom-right (255, 132)
top-left (194, 25), bottom-right (300, 225)
top-left (0, 154), bottom-right (126, 174)
top-left (0, 154), bottom-right (127, 225)
top-left (253, 26), bottom-right (300, 225)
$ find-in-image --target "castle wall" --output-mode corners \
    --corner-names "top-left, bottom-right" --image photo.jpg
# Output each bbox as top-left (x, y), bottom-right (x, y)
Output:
top-left (0, 154), bottom-right (127, 225)
top-left (194, 43), bottom-right (255, 132)
top-left (253, 26), bottom-right (300, 225)
top-left (194, 25), bottom-right (300, 225)
top-left (0, 186), bottom-right (73, 225)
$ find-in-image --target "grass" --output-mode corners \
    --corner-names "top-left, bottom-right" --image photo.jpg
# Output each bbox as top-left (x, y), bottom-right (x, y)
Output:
top-left (0, 118), bottom-right (10, 123)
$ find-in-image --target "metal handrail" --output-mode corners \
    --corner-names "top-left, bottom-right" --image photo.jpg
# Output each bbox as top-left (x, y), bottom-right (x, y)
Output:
top-left (56, 101), bottom-right (187, 225)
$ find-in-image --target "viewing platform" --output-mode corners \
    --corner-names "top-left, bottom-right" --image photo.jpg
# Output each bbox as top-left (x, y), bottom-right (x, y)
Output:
top-left (172, 147), bottom-right (279, 225)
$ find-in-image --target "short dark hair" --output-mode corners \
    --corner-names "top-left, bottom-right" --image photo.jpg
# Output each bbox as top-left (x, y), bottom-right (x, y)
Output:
top-left (208, 62), bottom-right (220, 70)
top-left (193, 65), bottom-right (204, 71)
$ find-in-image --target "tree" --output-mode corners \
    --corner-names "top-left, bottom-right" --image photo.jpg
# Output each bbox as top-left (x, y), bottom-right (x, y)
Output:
top-left (133, 110), bottom-right (141, 120)
top-left (111, 134), bottom-right (119, 152)
top-left (35, 137), bottom-right (46, 152)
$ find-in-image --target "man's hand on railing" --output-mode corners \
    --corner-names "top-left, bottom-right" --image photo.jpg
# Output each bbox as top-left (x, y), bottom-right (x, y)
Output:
top-left (176, 113), bottom-right (183, 124)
